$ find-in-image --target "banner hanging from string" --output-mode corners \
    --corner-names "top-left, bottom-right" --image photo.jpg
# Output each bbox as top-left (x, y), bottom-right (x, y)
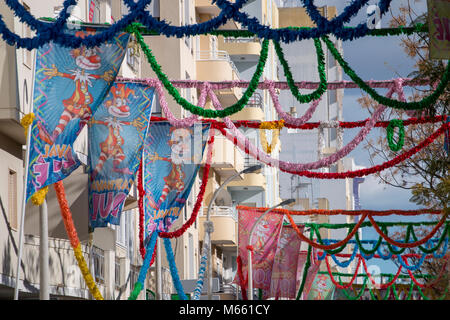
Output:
top-left (234, 207), bottom-right (284, 294)
top-left (88, 82), bottom-right (154, 228)
top-left (143, 122), bottom-right (210, 241)
top-left (26, 26), bottom-right (129, 203)
top-left (268, 225), bottom-right (304, 300)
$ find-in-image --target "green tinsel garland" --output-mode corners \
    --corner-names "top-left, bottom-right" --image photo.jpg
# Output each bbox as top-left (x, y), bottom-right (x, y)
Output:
top-left (310, 221), bottom-right (449, 256)
top-left (386, 119), bottom-right (405, 151)
top-left (126, 22), bottom-right (447, 117)
top-left (274, 38), bottom-right (327, 104)
top-left (127, 23), bottom-right (269, 119)
top-left (322, 35), bottom-right (450, 111)
top-left (332, 272), bottom-right (448, 300)
top-left (296, 231), bottom-right (313, 300)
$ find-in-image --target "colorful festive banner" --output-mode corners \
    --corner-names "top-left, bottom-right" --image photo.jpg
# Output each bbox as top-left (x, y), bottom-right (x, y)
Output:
top-left (306, 273), bottom-right (336, 300)
top-left (428, 0), bottom-right (450, 59)
top-left (143, 122), bottom-right (210, 240)
top-left (268, 225), bottom-right (304, 300)
top-left (234, 207), bottom-right (284, 294)
top-left (88, 82), bottom-right (154, 228)
top-left (26, 26), bottom-right (129, 203)
top-left (296, 248), bottom-right (322, 299)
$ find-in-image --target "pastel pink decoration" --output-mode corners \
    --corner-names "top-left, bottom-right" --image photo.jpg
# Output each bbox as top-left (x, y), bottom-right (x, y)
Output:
top-left (268, 226), bottom-right (305, 300)
top-left (234, 207), bottom-right (284, 294)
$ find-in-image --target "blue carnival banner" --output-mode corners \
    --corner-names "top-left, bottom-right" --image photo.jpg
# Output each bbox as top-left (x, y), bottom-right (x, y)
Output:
top-left (26, 26), bottom-right (129, 203)
top-left (143, 122), bottom-right (210, 241)
top-left (89, 82), bottom-right (154, 228)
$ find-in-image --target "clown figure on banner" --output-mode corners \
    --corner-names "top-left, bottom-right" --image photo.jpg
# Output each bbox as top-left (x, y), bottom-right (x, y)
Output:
top-left (143, 122), bottom-right (210, 242)
top-left (38, 28), bottom-right (115, 145)
top-left (26, 26), bottom-right (129, 203)
top-left (88, 82), bottom-right (154, 228)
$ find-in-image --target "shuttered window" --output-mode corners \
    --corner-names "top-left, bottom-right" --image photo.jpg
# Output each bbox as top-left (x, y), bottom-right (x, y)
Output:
top-left (8, 170), bottom-right (18, 230)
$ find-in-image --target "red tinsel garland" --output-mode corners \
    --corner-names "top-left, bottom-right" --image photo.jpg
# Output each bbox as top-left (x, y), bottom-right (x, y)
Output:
top-left (150, 115), bottom-right (445, 130)
top-left (236, 255), bottom-right (248, 300)
top-left (403, 255), bottom-right (449, 289)
top-left (326, 256), bottom-right (363, 289)
top-left (367, 214), bottom-right (448, 248)
top-left (285, 212), bottom-right (449, 251)
top-left (236, 205), bottom-right (442, 216)
top-left (137, 159), bottom-right (146, 259)
top-left (232, 121), bottom-right (448, 179)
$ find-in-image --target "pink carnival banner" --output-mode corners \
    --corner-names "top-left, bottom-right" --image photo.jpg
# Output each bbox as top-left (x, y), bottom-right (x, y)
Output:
top-left (268, 225), bottom-right (304, 299)
top-left (235, 207), bottom-right (284, 294)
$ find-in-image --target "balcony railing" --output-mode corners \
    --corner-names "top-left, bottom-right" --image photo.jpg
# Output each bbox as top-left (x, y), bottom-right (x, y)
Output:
top-left (223, 37), bottom-right (260, 44)
top-left (196, 50), bottom-right (240, 78)
top-left (203, 206), bottom-right (237, 221)
top-left (247, 92), bottom-right (263, 109)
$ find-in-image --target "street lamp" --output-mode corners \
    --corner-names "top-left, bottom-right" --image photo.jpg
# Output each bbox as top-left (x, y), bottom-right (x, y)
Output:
top-left (247, 198), bottom-right (295, 300)
top-left (206, 164), bottom-right (262, 300)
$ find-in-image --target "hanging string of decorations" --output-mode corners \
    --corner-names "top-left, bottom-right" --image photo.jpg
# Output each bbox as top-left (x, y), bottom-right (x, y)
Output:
top-left (1, 0), bottom-right (430, 49)
top-left (259, 120), bottom-right (284, 154)
top-left (53, 181), bottom-right (104, 300)
top-left (128, 26), bottom-right (449, 116)
top-left (330, 272), bottom-right (449, 300)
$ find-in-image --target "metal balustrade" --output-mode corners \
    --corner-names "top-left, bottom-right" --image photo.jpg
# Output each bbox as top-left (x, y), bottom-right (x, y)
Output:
top-left (196, 50), bottom-right (240, 78)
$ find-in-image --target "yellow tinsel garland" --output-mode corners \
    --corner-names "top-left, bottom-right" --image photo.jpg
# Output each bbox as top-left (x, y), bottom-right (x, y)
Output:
top-left (21, 113), bottom-right (49, 205)
top-left (259, 120), bottom-right (284, 154)
top-left (20, 113), bottom-right (35, 137)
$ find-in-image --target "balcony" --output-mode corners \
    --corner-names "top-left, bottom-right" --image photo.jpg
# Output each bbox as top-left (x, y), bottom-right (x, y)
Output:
top-left (210, 135), bottom-right (244, 180)
top-left (227, 172), bottom-right (266, 192)
top-left (218, 36), bottom-right (262, 63)
top-left (0, 41), bottom-right (27, 144)
top-left (195, 0), bottom-right (222, 16)
top-left (229, 92), bottom-right (265, 121)
top-left (196, 50), bottom-right (242, 106)
top-left (199, 206), bottom-right (237, 245)
top-left (196, 0), bottom-right (239, 26)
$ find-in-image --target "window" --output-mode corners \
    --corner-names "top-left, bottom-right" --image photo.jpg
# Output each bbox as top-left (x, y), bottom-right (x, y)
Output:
top-left (116, 211), bottom-right (128, 247)
top-left (183, 0), bottom-right (192, 49)
top-left (329, 127), bottom-right (337, 142)
top-left (152, 94), bottom-right (162, 117)
top-left (328, 89), bottom-right (337, 105)
top-left (130, 265), bottom-right (139, 288)
top-left (328, 48), bottom-right (336, 68)
top-left (8, 170), bottom-right (18, 230)
top-left (115, 257), bottom-right (121, 289)
top-left (126, 35), bottom-right (139, 70)
top-left (92, 246), bottom-right (105, 283)
top-left (89, 0), bottom-right (101, 23)
top-left (22, 3), bottom-right (32, 68)
top-left (188, 233), bottom-right (194, 278)
top-left (22, 80), bottom-right (29, 115)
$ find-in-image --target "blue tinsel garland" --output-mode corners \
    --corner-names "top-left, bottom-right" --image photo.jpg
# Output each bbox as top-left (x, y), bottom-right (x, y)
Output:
top-left (317, 238), bottom-right (448, 271)
top-left (137, 230), bottom-right (158, 285)
top-left (0, 0), bottom-right (151, 48)
top-left (0, 0), bottom-right (399, 49)
top-left (163, 237), bottom-right (188, 300)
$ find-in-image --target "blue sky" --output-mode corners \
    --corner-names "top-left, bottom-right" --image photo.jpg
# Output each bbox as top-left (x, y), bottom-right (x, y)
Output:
top-left (310, 1), bottom-right (435, 275)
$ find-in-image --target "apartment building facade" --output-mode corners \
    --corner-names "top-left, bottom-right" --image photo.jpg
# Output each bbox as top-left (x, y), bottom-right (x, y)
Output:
top-left (141, 0), bottom-right (282, 299)
top-left (0, 0), bottom-right (283, 300)
top-left (0, 0), bottom-right (152, 300)
top-left (276, 2), bottom-right (365, 277)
